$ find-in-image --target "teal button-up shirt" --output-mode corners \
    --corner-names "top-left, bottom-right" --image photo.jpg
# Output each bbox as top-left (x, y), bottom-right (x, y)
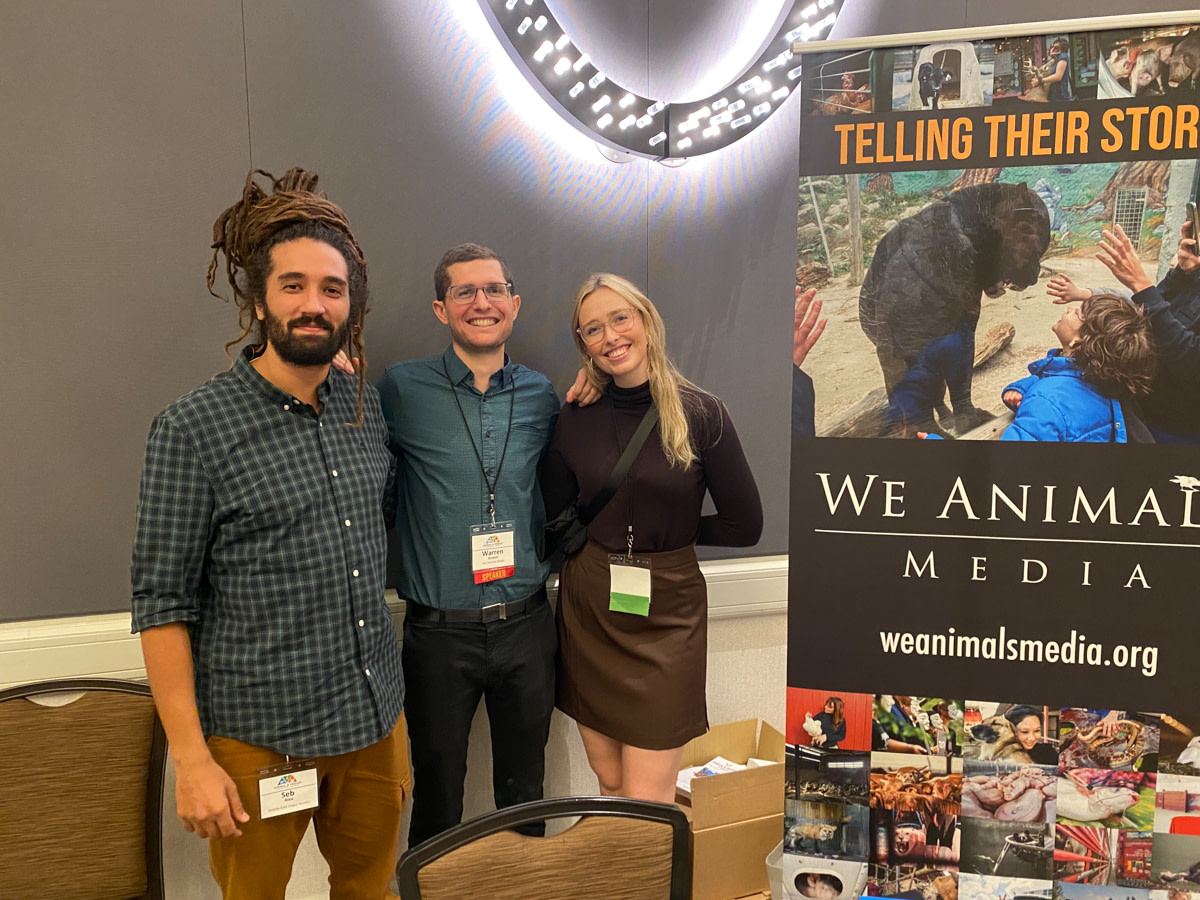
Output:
top-left (377, 346), bottom-right (559, 609)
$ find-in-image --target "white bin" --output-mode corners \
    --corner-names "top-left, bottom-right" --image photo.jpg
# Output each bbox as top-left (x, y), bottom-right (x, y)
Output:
top-left (766, 840), bottom-right (783, 899)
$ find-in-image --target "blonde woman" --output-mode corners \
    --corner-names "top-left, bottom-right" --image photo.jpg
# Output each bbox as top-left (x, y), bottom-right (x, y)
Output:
top-left (541, 273), bottom-right (762, 802)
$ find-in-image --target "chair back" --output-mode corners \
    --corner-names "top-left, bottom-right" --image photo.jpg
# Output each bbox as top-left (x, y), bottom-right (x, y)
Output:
top-left (0, 679), bottom-right (166, 900)
top-left (396, 796), bottom-right (691, 900)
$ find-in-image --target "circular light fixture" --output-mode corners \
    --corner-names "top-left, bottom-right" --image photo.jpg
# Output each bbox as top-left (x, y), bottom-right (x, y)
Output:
top-left (476, 0), bottom-right (844, 160)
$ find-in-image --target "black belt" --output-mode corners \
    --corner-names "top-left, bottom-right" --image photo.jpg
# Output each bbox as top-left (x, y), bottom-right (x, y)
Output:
top-left (404, 586), bottom-right (546, 624)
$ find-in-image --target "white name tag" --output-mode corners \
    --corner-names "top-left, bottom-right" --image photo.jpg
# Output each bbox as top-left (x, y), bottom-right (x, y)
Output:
top-left (471, 521), bottom-right (516, 584)
top-left (258, 763), bottom-right (318, 819)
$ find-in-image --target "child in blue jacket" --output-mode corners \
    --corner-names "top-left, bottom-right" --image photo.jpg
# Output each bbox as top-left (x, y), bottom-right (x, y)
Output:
top-left (1001, 294), bottom-right (1156, 442)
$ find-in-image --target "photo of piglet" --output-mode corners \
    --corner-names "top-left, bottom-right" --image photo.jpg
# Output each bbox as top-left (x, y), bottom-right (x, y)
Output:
top-left (963, 761), bottom-right (1057, 823)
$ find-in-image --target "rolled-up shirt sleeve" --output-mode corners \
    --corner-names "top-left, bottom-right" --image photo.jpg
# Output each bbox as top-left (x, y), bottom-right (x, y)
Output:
top-left (130, 413), bottom-right (213, 632)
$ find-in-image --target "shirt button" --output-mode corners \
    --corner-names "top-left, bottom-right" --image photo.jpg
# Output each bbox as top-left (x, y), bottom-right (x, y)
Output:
top-left (364, 668), bottom-right (371, 677)
top-left (358, 619), bottom-right (365, 627)
top-left (486, 468), bottom-right (494, 477)
top-left (283, 404), bottom-right (290, 411)
top-left (352, 569), bottom-right (360, 577)
top-left (345, 519), bottom-right (352, 527)
top-left (486, 430), bottom-right (493, 438)
top-left (332, 470), bottom-right (339, 477)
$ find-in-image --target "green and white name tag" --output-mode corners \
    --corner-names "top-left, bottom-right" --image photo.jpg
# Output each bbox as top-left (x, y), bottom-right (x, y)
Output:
top-left (608, 554), bottom-right (652, 616)
top-left (257, 761), bottom-right (318, 819)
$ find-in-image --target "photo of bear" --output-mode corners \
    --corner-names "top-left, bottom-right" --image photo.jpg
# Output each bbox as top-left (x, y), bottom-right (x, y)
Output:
top-left (795, 158), bottom-right (1192, 441)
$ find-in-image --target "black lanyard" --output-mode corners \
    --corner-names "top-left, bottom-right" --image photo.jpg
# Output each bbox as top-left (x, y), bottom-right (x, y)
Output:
top-left (613, 409), bottom-right (648, 558)
top-left (443, 360), bottom-right (514, 525)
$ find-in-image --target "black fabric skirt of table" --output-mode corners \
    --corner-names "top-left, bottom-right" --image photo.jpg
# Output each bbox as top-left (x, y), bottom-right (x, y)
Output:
top-left (556, 539), bottom-right (708, 750)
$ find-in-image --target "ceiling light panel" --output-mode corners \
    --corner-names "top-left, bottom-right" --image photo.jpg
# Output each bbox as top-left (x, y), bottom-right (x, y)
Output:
top-left (478, 0), bottom-right (844, 159)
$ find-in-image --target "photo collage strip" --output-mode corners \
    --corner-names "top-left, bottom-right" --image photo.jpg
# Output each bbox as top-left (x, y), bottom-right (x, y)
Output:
top-left (783, 690), bottom-right (1200, 900)
top-left (802, 24), bottom-right (1197, 118)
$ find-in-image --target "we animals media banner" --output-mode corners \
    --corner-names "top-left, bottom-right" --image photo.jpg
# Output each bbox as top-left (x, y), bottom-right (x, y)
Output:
top-left (787, 18), bottom-right (1200, 900)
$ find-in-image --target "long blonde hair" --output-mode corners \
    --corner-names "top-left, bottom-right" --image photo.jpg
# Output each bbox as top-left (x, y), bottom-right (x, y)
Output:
top-left (571, 273), bottom-right (706, 468)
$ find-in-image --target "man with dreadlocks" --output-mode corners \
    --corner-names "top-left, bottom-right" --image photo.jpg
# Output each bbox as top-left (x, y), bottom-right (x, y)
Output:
top-left (131, 168), bottom-right (408, 900)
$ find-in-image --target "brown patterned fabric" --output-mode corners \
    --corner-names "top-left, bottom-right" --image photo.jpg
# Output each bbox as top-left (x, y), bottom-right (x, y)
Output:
top-left (0, 691), bottom-right (157, 899)
top-left (416, 815), bottom-right (675, 899)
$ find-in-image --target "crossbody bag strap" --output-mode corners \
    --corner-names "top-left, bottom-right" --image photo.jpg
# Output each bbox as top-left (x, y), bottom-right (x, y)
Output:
top-left (578, 405), bottom-right (660, 525)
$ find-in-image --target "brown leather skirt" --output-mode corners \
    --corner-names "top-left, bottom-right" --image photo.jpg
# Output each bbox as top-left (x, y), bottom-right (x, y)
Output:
top-left (556, 539), bottom-right (708, 750)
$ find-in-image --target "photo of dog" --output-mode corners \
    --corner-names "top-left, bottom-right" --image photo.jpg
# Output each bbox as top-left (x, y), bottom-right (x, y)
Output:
top-left (963, 703), bottom-right (1058, 766)
top-left (968, 715), bottom-right (1032, 763)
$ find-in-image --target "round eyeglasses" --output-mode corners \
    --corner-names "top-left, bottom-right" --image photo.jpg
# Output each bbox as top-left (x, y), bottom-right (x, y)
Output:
top-left (578, 308), bottom-right (637, 345)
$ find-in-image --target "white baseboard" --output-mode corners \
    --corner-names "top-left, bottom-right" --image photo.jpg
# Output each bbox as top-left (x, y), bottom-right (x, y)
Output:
top-left (0, 556), bottom-right (786, 690)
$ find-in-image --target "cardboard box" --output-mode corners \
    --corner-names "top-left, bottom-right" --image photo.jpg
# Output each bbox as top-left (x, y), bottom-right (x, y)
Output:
top-left (679, 719), bottom-right (785, 900)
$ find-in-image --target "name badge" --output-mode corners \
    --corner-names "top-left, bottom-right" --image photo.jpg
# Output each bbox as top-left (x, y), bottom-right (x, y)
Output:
top-left (257, 761), bottom-right (318, 819)
top-left (471, 521), bottom-right (516, 584)
top-left (608, 554), bottom-right (652, 616)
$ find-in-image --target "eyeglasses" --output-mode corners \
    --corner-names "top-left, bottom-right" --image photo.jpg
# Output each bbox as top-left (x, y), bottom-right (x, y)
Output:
top-left (445, 282), bottom-right (513, 304)
top-left (578, 308), bottom-right (638, 344)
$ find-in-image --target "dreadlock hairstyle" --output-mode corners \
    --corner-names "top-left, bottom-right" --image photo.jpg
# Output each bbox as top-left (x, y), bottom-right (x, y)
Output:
top-left (571, 273), bottom-right (718, 469)
top-left (206, 167), bottom-right (371, 424)
top-left (1073, 293), bottom-right (1157, 398)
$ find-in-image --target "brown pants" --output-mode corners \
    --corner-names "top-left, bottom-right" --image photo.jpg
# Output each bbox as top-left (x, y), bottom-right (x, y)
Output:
top-left (207, 713), bottom-right (410, 900)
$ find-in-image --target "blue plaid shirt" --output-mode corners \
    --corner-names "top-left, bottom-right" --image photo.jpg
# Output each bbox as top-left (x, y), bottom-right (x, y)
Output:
top-left (131, 348), bottom-right (404, 757)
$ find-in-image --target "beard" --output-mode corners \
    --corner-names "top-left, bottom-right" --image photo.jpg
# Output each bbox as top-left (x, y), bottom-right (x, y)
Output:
top-left (262, 307), bottom-right (349, 366)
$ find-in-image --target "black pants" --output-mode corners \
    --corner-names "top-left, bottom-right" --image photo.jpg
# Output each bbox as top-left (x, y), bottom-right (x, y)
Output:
top-left (401, 594), bottom-right (557, 848)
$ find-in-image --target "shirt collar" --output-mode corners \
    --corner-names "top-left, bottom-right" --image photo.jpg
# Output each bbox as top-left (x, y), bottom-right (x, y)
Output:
top-left (441, 344), bottom-right (513, 391)
top-left (233, 344), bottom-right (335, 406)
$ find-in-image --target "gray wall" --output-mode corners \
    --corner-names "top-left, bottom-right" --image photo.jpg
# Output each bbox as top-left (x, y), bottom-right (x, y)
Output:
top-left (1, 0), bottom-right (1192, 622)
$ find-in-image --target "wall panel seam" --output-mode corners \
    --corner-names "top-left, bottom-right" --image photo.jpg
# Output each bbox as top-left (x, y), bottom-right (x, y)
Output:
top-left (0, 556), bottom-right (787, 689)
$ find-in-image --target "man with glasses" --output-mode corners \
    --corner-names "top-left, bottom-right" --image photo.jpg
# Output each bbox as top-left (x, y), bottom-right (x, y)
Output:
top-left (375, 243), bottom-right (562, 846)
